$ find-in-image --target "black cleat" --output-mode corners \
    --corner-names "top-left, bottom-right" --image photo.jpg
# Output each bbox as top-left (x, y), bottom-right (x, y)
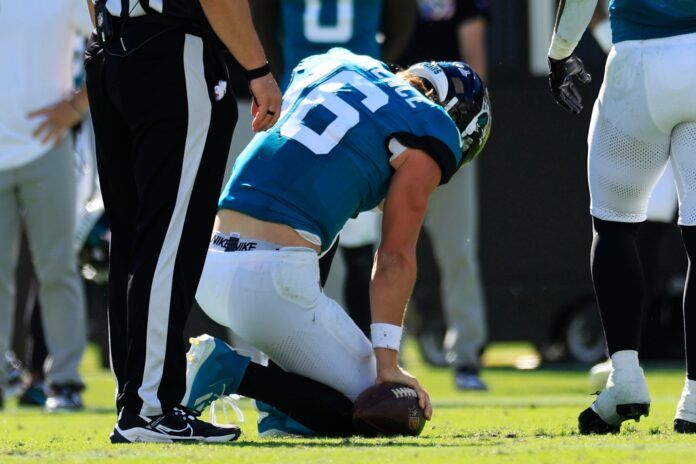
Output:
top-left (110, 407), bottom-right (241, 443)
top-left (578, 403), bottom-right (650, 435)
top-left (616, 403), bottom-right (650, 421)
top-left (674, 419), bottom-right (696, 434)
top-left (578, 407), bottom-right (621, 435)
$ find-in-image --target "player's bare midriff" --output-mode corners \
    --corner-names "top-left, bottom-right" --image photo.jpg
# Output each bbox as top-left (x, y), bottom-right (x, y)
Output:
top-left (214, 209), bottom-right (322, 253)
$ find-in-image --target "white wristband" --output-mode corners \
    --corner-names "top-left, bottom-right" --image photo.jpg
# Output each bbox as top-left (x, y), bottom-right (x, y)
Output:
top-left (548, 33), bottom-right (578, 61)
top-left (371, 323), bottom-right (403, 351)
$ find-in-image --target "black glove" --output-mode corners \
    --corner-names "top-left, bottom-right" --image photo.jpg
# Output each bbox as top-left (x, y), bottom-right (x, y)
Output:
top-left (548, 55), bottom-right (592, 115)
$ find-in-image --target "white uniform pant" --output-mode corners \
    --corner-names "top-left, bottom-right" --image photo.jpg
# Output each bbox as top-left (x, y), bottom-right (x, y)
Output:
top-left (196, 247), bottom-right (377, 400)
top-left (589, 32), bottom-right (696, 225)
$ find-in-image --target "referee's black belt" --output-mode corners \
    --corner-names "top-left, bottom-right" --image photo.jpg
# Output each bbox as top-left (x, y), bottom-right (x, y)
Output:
top-left (107, 13), bottom-right (226, 52)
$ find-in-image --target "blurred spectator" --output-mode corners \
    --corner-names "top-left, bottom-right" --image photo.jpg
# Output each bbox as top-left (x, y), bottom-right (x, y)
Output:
top-left (0, 1), bottom-right (91, 410)
top-left (401, 0), bottom-right (491, 390)
top-left (251, 0), bottom-right (417, 337)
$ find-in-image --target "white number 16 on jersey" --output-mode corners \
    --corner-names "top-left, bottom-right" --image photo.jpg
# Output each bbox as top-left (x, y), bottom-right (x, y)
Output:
top-left (281, 70), bottom-right (389, 155)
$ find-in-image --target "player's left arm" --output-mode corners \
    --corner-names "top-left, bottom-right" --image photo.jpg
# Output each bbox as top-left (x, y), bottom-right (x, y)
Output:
top-left (548, 0), bottom-right (597, 114)
top-left (370, 148), bottom-right (440, 420)
top-left (381, 0), bottom-right (417, 63)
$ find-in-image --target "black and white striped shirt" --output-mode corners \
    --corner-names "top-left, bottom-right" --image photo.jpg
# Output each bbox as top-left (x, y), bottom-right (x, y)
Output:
top-left (102, 0), bottom-right (203, 20)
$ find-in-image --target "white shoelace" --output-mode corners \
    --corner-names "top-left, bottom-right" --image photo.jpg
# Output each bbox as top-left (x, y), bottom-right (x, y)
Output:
top-left (210, 394), bottom-right (245, 426)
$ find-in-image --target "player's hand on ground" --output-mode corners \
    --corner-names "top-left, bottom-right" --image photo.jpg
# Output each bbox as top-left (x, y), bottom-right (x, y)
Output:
top-left (548, 54), bottom-right (592, 115)
top-left (249, 73), bottom-right (282, 132)
top-left (376, 362), bottom-right (433, 420)
top-left (28, 99), bottom-right (83, 145)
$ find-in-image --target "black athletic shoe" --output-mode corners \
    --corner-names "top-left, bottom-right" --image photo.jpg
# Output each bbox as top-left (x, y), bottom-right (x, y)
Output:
top-left (578, 407), bottom-right (621, 434)
top-left (110, 407), bottom-right (241, 443)
top-left (578, 402), bottom-right (650, 435)
top-left (674, 419), bottom-right (696, 434)
top-left (45, 383), bottom-right (84, 412)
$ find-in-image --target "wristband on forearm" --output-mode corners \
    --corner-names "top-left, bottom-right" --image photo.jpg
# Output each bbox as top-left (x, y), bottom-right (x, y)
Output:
top-left (245, 63), bottom-right (271, 81)
top-left (548, 33), bottom-right (578, 61)
top-left (371, 323), bottom-right (403, 351)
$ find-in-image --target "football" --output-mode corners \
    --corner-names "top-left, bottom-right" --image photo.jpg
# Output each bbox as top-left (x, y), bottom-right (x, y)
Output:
top-left (353, 383), bottom-right (426, 437)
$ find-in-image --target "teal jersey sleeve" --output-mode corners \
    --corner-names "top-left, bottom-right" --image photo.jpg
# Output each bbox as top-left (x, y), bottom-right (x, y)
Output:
top-left (610, 0), bottom-right (696, 43)
top-left (389, 106), bottom-right (462, 184)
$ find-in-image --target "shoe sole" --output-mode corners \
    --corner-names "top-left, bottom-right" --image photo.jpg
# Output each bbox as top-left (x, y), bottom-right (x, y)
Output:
top-left (110, 426), bottom-right (241, 444)
top-left (578, 403), bottom-right (650, 435)
top-left (258, 429), bottom-right (299, 439)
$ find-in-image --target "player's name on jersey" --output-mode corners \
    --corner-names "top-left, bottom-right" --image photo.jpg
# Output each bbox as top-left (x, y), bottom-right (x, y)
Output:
top-left (368, 65), bottom-right (431, 109)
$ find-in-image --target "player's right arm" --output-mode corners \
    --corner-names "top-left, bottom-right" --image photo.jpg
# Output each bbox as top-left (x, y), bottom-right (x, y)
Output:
top-left (370, 148), bottom-right (440, 420)
top-left (547, 0), bottom-right (597, 114)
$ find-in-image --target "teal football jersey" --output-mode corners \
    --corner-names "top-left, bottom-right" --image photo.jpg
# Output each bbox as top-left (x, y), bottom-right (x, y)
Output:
top-left (219, 49), bottom-right (462, 252)
top-left (280, 0), bottom-right (383, 87)
top-left (610, 0), bottom-right (696, 43)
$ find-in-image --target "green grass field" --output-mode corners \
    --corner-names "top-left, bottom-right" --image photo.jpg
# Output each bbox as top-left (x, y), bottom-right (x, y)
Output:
top-left (1, 343), bottom-right (693, 463)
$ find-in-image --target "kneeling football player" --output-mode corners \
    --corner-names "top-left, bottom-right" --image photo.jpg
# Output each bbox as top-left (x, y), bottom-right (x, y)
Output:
top-left (184, 48), bottom-right (491, 437)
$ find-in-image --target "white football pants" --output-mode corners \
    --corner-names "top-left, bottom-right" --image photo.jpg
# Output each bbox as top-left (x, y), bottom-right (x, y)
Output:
top-left (196, 246), bottom-right (377, 401)
top-left (589, 32), bottom-right (696, 225)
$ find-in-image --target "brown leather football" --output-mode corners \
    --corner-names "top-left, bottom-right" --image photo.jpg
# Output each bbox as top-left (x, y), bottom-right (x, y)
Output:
top-left (353, 382), bottom-right (426, 437)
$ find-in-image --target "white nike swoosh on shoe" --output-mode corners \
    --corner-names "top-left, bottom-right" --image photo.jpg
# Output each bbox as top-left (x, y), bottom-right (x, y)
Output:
top-left (154, 424), bottom-right (194, 436)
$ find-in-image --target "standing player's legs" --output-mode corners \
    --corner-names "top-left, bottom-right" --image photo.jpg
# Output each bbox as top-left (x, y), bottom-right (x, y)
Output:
top-left (16, 137), bottom-right (86, 404)
top-left (0, 167), bottom-right (20, 402)
top-left (339, 211), bottom-right (381, 338)
top-left (669, 123), bottom-right (696, 432)
top-left (580, 43), bottom-right (672, 433)
top-left (426, 160), bottom-right (488, 388)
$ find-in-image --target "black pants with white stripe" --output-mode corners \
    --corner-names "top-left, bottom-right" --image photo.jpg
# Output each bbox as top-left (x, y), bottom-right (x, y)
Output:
top-left (85, 21), bottom-right (237, 416)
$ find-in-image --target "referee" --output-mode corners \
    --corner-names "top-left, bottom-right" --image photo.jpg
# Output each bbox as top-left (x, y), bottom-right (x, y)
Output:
top-left (84, 0), bottom-right (281, 443)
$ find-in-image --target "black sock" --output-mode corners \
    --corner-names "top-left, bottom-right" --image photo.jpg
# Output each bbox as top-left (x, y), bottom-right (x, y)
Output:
top-left (237, 361), bottom-right (355, 437)
top-left (590, 217), bottom-right (645, 354)
top-left (341, 244), bottom-right (374, 338)
top-left (681, 226), bottom-right (696, 381)
top-left (637, 220), bottom-right (672, 304)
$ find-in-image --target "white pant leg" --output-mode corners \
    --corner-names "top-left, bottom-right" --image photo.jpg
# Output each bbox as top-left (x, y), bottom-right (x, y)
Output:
top-left (671, 124), bottom-right (696, 226)
top-left (645, 163), bottom-right (678, 223)
top-left (588, 43), bottom-right (672, 223)
top-left (196, 248), bottom-right (377, 400)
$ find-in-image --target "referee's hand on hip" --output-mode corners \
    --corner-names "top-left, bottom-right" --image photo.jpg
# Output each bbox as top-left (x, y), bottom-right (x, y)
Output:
top-left (250, 73), bottom-right (282, 132)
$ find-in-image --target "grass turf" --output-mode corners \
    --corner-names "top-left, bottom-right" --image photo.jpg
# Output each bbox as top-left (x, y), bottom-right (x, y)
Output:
top-left (1, 343), bottom-right (693, 463)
